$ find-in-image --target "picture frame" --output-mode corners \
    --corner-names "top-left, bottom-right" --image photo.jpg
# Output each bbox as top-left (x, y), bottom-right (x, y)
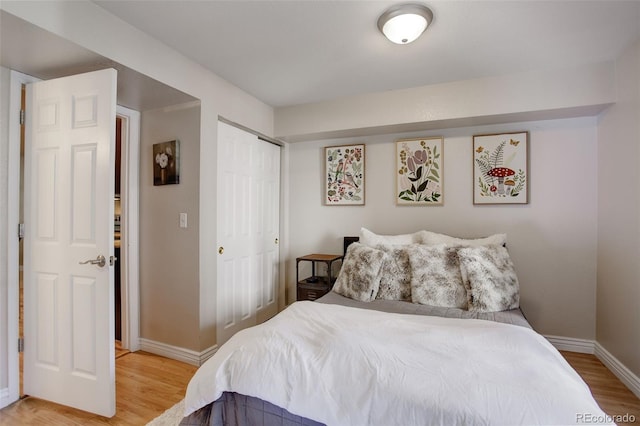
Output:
top-left (324, 144), bottom-right (365, 205)
top-left (396, 137), bottom-right (443, 205)
top-left (473, 131), bottom-right (528, 204)
top-left (153, 140), bottom-right (180, 186)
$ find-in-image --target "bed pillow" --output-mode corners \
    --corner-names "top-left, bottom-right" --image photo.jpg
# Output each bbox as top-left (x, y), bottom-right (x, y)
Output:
top-left (333, 243), bottom-right (386, 302)
top-left (375, 244), bottom-right (413, 301)
top-left (359, 227), bottom-right (426, 247)
top-left (422, 231), bottom-right (506, 247)
top-left (458, 245), bottom-right (520, 313)
top-left (406, 244), bottom-right (468, 309)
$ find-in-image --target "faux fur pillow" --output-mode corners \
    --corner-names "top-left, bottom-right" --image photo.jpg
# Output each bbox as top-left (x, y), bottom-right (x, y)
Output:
top-left (406, 245), bottom-right (468, 309)
top-left (359, 227), bottom-right (426, 248)
top-left (375, 244), bottom-right (413, 301)
top-left (458, 245), bottom-right (520, 313)
top-left (422, 231), bottom-right (507, 247)
top-left (333, 243), bottom-right (386, 302)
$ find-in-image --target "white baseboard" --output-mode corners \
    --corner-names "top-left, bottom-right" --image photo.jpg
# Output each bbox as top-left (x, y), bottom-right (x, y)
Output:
top-left (139, 338), bottom-right (218, 366)
top-left (594, 342), bottom-right (640, 399)
top-left (0, 387), bottom-right (11, 410)
top-left (544, 335), bottom-right (595, 354)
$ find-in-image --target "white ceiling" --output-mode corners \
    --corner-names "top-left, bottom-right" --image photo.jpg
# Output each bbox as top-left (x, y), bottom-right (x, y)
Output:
top-left (0, 10), bottom-right (196, 111)
top-left (92, 0), bottom-right (640, 108)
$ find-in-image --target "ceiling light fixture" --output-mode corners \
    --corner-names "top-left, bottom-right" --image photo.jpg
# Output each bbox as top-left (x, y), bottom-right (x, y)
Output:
top-left (377, 3), bottom-right (434, 45)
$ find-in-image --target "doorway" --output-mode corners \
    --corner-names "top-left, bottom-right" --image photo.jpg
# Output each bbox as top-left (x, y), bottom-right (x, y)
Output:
top-left (16, 97), bottom-right (140, 363)
top-left (4, 70), bottom-right (141, 410)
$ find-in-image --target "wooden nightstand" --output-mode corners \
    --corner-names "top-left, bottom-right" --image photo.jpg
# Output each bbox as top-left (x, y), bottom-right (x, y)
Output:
top-left (296, 254), bottom-right (343, 301)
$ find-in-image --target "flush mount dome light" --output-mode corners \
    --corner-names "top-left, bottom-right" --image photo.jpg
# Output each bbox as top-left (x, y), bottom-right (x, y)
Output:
top-left (377, 3), bottom-right (433, 44)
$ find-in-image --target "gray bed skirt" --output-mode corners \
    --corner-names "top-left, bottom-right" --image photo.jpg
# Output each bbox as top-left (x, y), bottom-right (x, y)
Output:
top-left (179, 392), bottom-right (322, 426)
top-left (180, 292), bottom-right (532, 426)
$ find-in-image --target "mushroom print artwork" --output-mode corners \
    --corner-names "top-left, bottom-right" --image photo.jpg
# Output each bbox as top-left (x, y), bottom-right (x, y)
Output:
top-left (396, 137), bottom-right (443, 205)
top-left (325, 144), bottom-right (365, 205)
top-left (473, 132), bottom-right (528, 204)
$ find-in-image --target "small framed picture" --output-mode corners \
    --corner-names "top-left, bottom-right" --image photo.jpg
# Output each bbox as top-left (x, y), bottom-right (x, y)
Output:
top-left (396, 137), bottom-right (443, 205)
top-left (473, 131), bottom-right (528, 204)
top-left (324, 144), bottom-right (365, 205)
top-left (153, 140), bottom-right (180, 186)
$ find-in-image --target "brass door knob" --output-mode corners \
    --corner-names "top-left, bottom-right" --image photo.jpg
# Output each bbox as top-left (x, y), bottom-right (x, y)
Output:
top-left (218, 246), bottom-right (224, 255)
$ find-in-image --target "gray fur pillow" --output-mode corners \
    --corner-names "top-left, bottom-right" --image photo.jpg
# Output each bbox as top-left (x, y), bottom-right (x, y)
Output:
top-left (333, 243), bottom-right (386, 302)
top-left (375, 244), bottom-right (413, 301)
top-left (406, 245), bottom-right (468, 309)
top-left (458, 245), bottom-right (520, 313)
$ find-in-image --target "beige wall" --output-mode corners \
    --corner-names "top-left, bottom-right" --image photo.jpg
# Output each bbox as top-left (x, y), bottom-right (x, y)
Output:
top-left (288, 117), bottom-right (599, 340)
top-left (597, 40), bottom-right (640, 377)
top-left (139, 104), bottom-right (201, 350)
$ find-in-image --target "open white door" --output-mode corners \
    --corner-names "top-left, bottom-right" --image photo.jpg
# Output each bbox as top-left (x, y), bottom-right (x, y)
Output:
top-left (23, 69), bottom-right (117, 417)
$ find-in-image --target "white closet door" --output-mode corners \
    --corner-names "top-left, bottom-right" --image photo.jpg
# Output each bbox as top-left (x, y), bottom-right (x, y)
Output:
top-left (216, 121), bottom-right (280, 345)
top-left (254, 138), bottom-right (280, 325)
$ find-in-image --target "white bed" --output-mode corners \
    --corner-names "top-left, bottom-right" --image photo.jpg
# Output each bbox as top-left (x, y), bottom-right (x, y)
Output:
top-left (181, 230), bottom-right (612, 425)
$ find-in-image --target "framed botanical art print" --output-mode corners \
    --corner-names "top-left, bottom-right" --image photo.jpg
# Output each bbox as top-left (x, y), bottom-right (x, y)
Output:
top-left (324, 144), bottom-right (365, 205)
top-left (473, 131), bottom-right (528, 204)
top-left (396, 137), bottom-right (443, 205)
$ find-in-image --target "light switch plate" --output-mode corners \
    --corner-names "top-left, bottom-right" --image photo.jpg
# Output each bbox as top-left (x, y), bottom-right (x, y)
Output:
top-left (179, 213), bottom-right (188, 228)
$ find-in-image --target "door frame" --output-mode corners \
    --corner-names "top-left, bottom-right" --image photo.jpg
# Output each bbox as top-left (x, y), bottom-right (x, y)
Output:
top-left (115, 105), bottom-right (140, 352)
top-left (1, 71), bottom-right (141, 410)
top-left (1, 70), bottom-right (38, 409)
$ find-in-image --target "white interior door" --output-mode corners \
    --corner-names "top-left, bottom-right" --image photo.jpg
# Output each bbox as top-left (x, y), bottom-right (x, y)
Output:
top-left (23, 69), bottom-right (117, 417)
top-left (217, 121), bottom-right (280, 345)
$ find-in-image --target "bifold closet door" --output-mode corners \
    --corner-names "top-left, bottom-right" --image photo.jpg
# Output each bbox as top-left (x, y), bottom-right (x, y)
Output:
top-left (216, 121), bottom-right (280, 345)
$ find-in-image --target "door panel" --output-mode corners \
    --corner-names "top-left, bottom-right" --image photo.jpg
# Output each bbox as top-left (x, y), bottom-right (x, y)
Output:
top-left (24, 69), bottom-right (116, 417)
top-left (256, 140), bottom-right (280, 323)
top-left (217, 122), bottom-right (280, 345)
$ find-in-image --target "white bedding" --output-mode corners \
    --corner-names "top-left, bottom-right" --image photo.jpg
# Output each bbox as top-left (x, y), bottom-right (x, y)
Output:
top-left (184, 301), bottom-right (612, 425)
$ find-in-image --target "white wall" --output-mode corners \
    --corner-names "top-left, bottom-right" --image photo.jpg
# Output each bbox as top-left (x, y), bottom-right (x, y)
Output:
top-left (597, 40), bottom-right (640, 377)
top-left (276, 62), bottom-right (615, 142)
top-left (140, 104), bottom-right (201, 350)
top-left (288, 117), bottom-right (599, 339)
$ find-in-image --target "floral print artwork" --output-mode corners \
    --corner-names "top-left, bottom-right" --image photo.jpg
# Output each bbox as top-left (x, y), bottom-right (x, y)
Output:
top-left (153, 140), bottom-right (180, 186)
top-left (396, 137), bottom-right (443, 205)
top-left (325, 144), bottom-right (365, 205)
top-left (473, 132), bottom-right (528, 204)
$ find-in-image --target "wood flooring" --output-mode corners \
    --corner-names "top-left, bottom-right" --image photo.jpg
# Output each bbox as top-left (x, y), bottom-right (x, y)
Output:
top-left (562, 351), bottom-right (640, 424)
top-left (0, 350), bottom-right (638, 425)
top-left (0, 351), bottom-right (197, 426)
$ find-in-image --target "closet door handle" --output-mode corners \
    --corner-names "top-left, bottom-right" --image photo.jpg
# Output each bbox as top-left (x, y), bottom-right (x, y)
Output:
top-left (218, 247), bottom-right (224, 255)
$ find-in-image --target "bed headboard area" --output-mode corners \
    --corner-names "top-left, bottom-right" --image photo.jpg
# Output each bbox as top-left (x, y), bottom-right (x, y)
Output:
top-left (344, 231), bottom-right (506, 256)
top-left (343, 236), bottom-right (359, 256)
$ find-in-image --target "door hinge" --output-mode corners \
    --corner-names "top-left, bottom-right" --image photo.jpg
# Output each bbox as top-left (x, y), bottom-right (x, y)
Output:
top-left (19, 109), bottom-right (25, 125)
top-left (18, 337), bottom-right (24, 353)
top-left (18, 223), bottom-right (25, 240)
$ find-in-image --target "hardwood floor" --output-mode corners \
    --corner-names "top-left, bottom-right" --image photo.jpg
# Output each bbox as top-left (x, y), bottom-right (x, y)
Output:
top-left (0, 351), bottom-right (198, 425)
top-left (562, 351), bottom-right (640, 424)
top-left (1, 350), bottom-right (638, 425)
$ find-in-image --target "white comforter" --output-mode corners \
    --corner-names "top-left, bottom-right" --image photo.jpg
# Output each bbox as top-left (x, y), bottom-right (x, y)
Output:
top-left (184, 301), bottom-right (612, 426)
